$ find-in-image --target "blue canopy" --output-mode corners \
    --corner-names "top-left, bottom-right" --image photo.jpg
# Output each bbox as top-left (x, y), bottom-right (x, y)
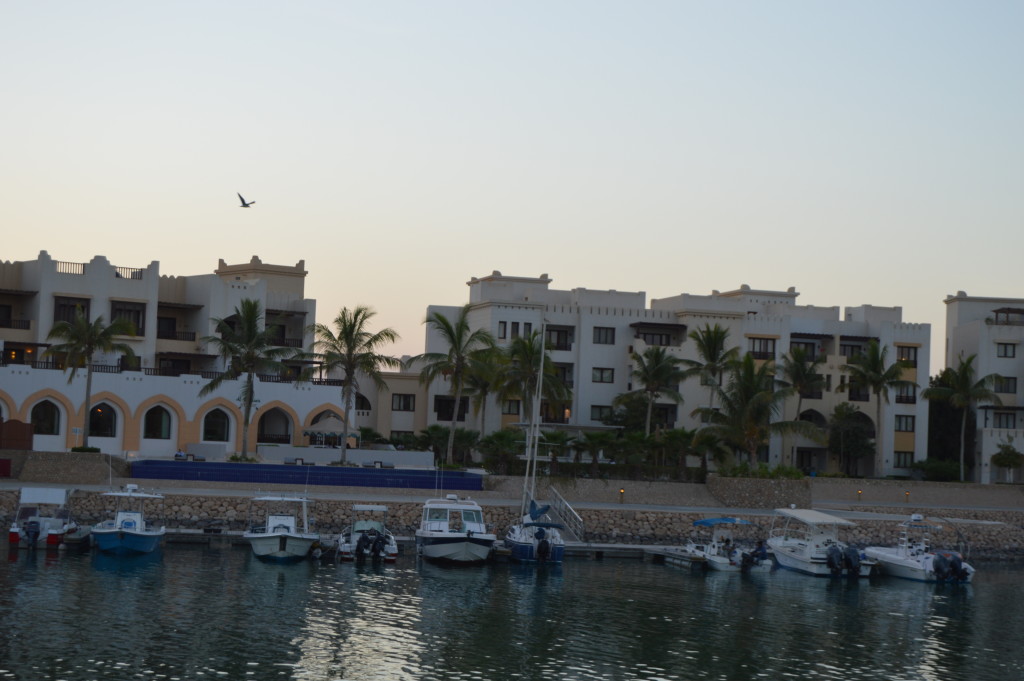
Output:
top-left (693, 517), bottom-right (753, 527)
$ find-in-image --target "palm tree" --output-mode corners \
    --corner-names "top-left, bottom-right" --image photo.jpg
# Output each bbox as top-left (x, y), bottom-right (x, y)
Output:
top-left (44, 308), bottom-right (136, 448)
top-left (410, 304), bottom-right (496, 466)
top-left (695, 353), bottom-right (820, 465)
top-left (477, 428), bottom-right (523, 475)
top-left (827, 402), bottom-right (875, 476)
top-left (307, 306), bottom-right (401, 461)
top-left (199, 299), bottom-right (293, 459)
top-left (579, 430), bottom-right (616, 478)
top-left (627, 346), bottom-right (686, 436)
top-left (838, 340), bottom-right (917, 476)
top-left (682, 323), bottom-right (739, 414)
top-left (464, 346), bottom-right (504, 438)
top-left (778, 346), bottom-right (826, 466)
top-left (498, 330), bottom-right (572, 427)
top-left (539, 429), bottom-right (576, 477)
top-left (921, 353), bottom-right (1002, 482)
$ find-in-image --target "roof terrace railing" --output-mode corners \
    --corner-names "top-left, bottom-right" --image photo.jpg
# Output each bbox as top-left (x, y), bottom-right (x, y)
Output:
top-left (55, 261), bottom-right (86, 275)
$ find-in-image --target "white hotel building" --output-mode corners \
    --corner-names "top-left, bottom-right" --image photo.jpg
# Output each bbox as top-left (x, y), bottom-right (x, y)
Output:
top-left (418, 272), bottom-right (931, 479)
top-left (943, 291), bottom-right (1024, 483)
top-left (0, 254), bottom-right (940, 479)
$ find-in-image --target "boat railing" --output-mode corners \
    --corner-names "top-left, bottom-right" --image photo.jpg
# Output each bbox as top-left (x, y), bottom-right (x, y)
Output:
top-left (549, 487), bottom-right (585, 541)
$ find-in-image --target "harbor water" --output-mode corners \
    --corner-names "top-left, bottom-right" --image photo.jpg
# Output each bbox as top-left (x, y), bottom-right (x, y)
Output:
top-left (1, 545), bottom-right (1022, 681)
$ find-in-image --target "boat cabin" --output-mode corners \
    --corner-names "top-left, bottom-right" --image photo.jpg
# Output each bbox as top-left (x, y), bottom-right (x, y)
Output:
top-left (420, 497), bottom-right (488, 534)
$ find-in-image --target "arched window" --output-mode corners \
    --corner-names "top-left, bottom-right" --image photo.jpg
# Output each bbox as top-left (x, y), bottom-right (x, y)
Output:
top-left (31, 401), bottom-right (60, 435)
top-left (143, 406), bottom-right (171, 440)
top-left (203, 409), bottom-right (230, 442)
top-left (90, 403), bottom-right (116, 438)
top-left (355, 393), bottom-right (372, 411)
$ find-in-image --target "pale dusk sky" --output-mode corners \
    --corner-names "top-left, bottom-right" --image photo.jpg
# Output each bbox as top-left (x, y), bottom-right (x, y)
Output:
top-left (2, 2), bottom-right (1022, 375)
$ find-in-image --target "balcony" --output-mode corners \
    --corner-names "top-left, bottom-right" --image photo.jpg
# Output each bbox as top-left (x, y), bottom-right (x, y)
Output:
top-left (0, 319), bottom-right (30, 330)
top-left (157, 330), bottom-right (197, 341)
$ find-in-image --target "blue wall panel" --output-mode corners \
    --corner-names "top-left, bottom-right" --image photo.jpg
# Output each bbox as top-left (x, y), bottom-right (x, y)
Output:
top-left (130, 460), bottom-right (483, 491)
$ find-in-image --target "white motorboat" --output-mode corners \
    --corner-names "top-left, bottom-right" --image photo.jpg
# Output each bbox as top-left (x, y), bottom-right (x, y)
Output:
top-left (8, 487), bottom-right (89, 549)
top-left (686, 518), bottom-right (772, 572)
top-left (505, 500), bottom-right (565, 564)
top-left (92, 485), bottom-right (166, 555)
top-left (767, 508), bottom-right (877, 578)
top-left (415, 494), bottom-right (496, 564)
top-left (864, 514), bottom-right (975, 583)
top-left (336, 504), bottom-right (399, 563)
top-left (243, 495), bottom-right (321, 562)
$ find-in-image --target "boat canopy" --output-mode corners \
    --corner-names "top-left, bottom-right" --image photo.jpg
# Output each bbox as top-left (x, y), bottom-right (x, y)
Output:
top-left (774, 508), bottom-right (857, 526)
top-left (19, 487), bottom-right (68, 505)
top-left (351, 504), bottom-right (388, 512)
top-left (693, 517), bottom-right (753, 527)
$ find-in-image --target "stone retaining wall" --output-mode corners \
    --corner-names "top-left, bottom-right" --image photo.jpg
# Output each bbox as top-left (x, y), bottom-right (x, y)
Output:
top-left (706, 475), bottom-right (811, 508)
top-left (2, 489), bottom-right (1020, 560)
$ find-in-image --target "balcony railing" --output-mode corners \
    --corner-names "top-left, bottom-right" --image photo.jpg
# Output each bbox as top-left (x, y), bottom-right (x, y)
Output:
top-left (257, 433), bottom-right (292, 444)
top-left (311, 378), bottom-right (345, 386)
top-left (114, 267), bottom-right (144, 280)
top-left (55, 261), bottom-right (86, 275)
top-left (257, 373), bottom-right (294, 383)
top-left (271, 338), bottom-right (303, 348)
top-left (849, 390), bottom-right (871, 402)
top-left (799, 390), bottom-right (824, 400)
top-left (895, 395), bottom-right (917, 404)
top-left (0, 319), bottom-right (30, 330)
top-left (157, 330), bottom-right (196, 341)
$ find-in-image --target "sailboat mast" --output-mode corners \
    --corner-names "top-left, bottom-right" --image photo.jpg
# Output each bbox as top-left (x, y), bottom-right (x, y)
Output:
top-left (521, 321), bottom-right (546, 516)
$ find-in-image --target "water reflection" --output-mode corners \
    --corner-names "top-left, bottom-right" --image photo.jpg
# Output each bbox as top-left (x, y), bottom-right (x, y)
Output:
top-left (0, 546), bottom-right (1021, 680)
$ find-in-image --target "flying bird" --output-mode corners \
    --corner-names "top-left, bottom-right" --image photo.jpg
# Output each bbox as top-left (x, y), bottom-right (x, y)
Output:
top-left (237, 193), bottom-right (255, 208)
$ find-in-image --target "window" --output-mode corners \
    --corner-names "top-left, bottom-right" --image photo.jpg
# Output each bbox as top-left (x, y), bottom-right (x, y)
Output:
top-left (355, 394), bottom-right (372, 411)
top-left (993, 412), bottom-right (1016, 429)
top-left (546, 328), bottom-right (573, 350)
top-left (894, 451), bottom-right (914, 468)
top-left (790, 340), bottom-right (816, 359)
top-left (434, 396), bottom-right (469, 422)
top-left (749, 337), bottom-right (776, 359)
top-left (638, 332), bottom-right (670, 347)
top-left (391, 394), bottom-right (416, 411)
top-left (203, 409), bottom-right (230, 441)
top-left (593, 327), bottom-right (616, 345)
top-left (896, 346), bottom-right (918, 368)
top-left (54, 296), bottom-right (89, 324)
top-left (524, 322), bottom-right (533, 336)
top-left (997, 343), bottom-right (1016, 359)
top-left (895, 415), bottom-right (915, 432)
top-left (111, 301), bottom-right (145, 335)
top-left (591, 405), bottom-right (613, 421)
top-left (995, 376), bottom-right (1017, 394)
top-left (592, 367), bottom-right (614, 383)
top-left (555, 364), bottom-right (574, 388)
top-left (31, 401), bottom-right (60, 435)
top-left (511, 322), bottom-right (520, 338)
top-left (90, 403), bottom-right (116, 438)
top-left (895, 383), bottom-right (917, 404)
top-left (498, 321), bottom-right (507, 339)
top-left (502, 400), bottom-right (521, 415)
top-left (840, 344), bottom-right (862, 358)
top-left (143, 406), bottom-right (171, 439)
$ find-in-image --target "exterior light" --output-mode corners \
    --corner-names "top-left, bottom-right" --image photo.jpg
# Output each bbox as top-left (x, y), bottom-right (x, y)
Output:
top-left (619, 488), bottom-right (625, 503)
top-left (857, 489), bottom-right (862, 501)
top-left (905, 490), bottom-right (910, 503)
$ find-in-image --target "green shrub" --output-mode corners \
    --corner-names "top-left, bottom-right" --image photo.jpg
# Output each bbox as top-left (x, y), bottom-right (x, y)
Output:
top-left (71, 446), bottom-right (100, 453)
top-left (911, 459), bottom-right (960, 482)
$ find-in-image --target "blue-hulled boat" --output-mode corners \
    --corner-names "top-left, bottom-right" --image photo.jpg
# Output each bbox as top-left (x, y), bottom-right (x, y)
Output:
top-left (505, 499), bottom-right (565, 564)
top-left (92, 485), bottom-right (166, 555)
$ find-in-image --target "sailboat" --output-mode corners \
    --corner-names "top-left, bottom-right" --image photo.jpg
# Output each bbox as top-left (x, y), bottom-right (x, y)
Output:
top-left (503, 326), bottom-right (566, 564)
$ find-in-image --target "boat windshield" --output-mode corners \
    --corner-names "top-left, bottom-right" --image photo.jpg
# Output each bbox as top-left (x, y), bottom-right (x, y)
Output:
top-left (462, 510), bottom-right (482, 524)
top-left (427, 508), bottom-right (448, 522)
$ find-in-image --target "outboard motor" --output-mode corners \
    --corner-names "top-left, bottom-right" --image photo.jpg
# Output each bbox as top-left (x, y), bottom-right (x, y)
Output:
top-left (843, 546), bottom-right (861, 577)
top-left (947, 553), bottom-right (965, 581)
top-left (537, 539), bottom-right (551, 563)
top-left (370, 533), bottom-right (387, 561)
top-left (826, 545), bottom-right (845, 575)
top-left (933, 552), bottom-right (951, 581)
top-left (355, 532), bottom-right (372, 561)
top-left (740, 551), bottom-right (756, 571)
top-left (23, 521), bottom-right (41, 549)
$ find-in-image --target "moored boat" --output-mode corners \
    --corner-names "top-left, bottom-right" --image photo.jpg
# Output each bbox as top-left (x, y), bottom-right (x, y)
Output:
top-left (243, 495), bottom-right (321, 562)
top-left (337, 504), bottom-right (399, 563)
top-left (767, 508), bottom-right (876, 578)
top-left (91, 484), bottom-right (166, 555)
top-left (415, 494), bottom-right (496, 564)
top-left (686, 518), bottom-right (772, 573)
top-left (864, 514), bottom-right (975, 583)
top-left (505, 499), bottom-right (565, 564)
top-left (8, 487), bottom-right (88, 549)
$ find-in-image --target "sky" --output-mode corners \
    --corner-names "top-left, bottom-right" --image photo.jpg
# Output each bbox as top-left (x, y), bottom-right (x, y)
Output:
top-left (2, 2), bottom-right (1022, 375)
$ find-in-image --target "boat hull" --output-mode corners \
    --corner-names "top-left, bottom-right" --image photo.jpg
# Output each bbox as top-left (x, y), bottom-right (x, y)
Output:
top-left (863, 547), bottom-right (974, 583)
top-left (769, 540), bottom-right (875, 577)
top-left (93, 529), bottom-right (165, 555)
top-left (246, 533), bottom-right (319, 562)
top-left (505, 537), bottom-right (565, 564)
top-left (705, 554), bottom-right (772, 572)
top-left (416, 533), bottom-right (495, 563)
